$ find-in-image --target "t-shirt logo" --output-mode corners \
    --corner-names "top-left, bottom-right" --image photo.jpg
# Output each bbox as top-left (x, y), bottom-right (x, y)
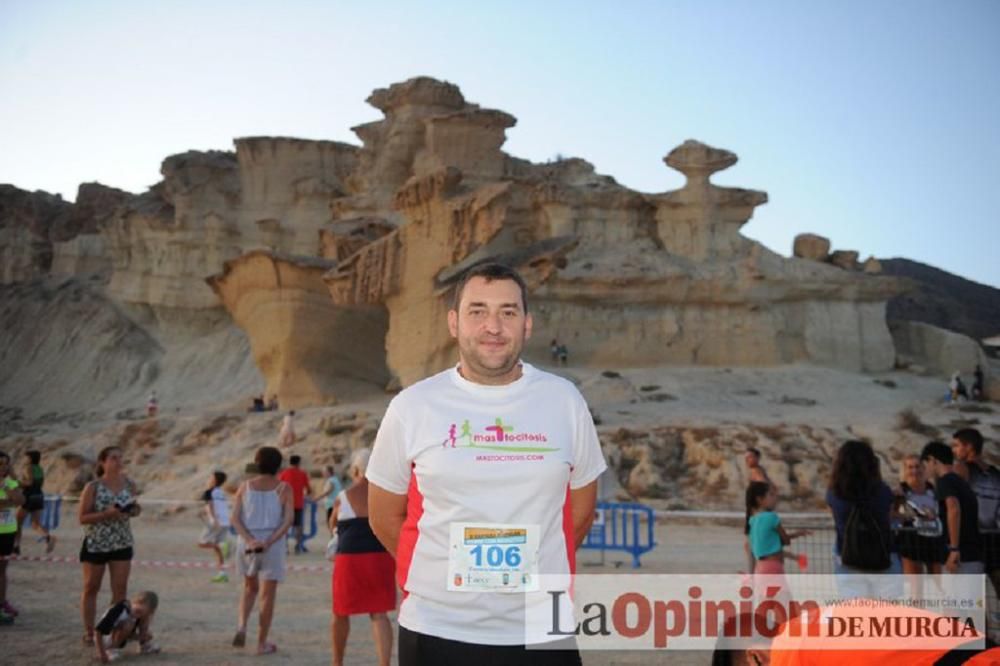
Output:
top-left (442, 418), bottom-right (557, 452)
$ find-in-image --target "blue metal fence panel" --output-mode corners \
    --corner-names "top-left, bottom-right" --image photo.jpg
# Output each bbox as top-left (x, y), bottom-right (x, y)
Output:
top-left (580, 501), bottom-right (656, 568)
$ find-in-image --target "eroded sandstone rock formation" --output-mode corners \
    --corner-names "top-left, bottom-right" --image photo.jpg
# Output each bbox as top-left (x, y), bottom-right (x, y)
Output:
top-left (1, 76), bottom-right (920, 407)
top-left (207, 250), bottom-right (388, 407)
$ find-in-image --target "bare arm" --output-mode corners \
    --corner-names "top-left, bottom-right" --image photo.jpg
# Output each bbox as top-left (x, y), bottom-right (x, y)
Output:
top-left (570, 480), bottom-right (598, 548)
top-left (230, 482), bottom-right (254, 543)
top-left (0, 486), bottom-right (23, 510)
top-left (327, 496), bottom-right (341, 533)
top-left (777, 524), bottom-right (812, 544)
top-left (264, 482), bottom-right (295, 548)
top-left (369, 483), bottom-right (407, 557)
top-left (945, 496), bottom-right (961, 550)
top-left (78, 482), bottom-right (116, 525)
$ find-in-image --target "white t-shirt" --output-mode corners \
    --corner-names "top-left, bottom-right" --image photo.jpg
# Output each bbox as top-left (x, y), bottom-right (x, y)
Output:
top-left (207, 486), bottom-right (230, 528)
top-left (366, 362), bottom-right (607, 645)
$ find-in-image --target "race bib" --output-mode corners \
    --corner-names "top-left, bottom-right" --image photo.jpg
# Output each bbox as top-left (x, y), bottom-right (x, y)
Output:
top-left (0, 508), bottom-right (13, 527)
top-left (447, 523), bottom-right (540, 593)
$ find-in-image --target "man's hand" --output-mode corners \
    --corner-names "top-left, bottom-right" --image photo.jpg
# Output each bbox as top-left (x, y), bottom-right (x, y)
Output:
top-left (945, 550), bottom-right (960, 574)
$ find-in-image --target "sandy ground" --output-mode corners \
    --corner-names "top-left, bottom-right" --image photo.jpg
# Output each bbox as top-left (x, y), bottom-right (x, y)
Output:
top-left (2, 514), bottom-right (748, 666)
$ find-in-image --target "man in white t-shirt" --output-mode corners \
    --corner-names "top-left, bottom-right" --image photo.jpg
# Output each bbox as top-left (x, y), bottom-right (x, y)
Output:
top-left (367, 262), bottom-right (606, 666)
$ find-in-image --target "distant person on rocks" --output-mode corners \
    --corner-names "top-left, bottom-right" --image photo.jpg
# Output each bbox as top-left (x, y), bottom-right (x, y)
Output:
top-left (277, 455), bottom-right (311, 553)
top-left (250, 396), bottom-right (265, 413)
top-left (79, 446), bottom-right (141, 647)
top-left (558, 343), bottom-right (569, 365)
top-left (14, 449), bottom-right (55, 554)
top-left (550, 338), bottom-right (559, 363)
top-left (921, 441), bottom-right (983, 574)
top-left (330, 449), bottom-right (395, 666)
top-left (197, 471), bottom-right (232, 583)
top-left (266, 395), bottom-right (279, 411)
top-left (950, 372), bottom-right (969, 403)
top-left (315, 465), bottom-right (345, 530)
top-left (951, 427), bottom-right (1000, 596)
top-left (0, 450), bottom-right (25, 625)
top-left (146, 391), bottom-right (158, 418)
top-left (231, 446), bottom-right (294, 655)
top-left (277, 411), bottom-right (296, 448)
top-left (972, 364), bottom-right (985, 401)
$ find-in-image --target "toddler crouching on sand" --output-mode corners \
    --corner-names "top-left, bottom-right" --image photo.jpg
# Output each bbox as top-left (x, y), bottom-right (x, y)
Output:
top-left (95, 590), bottom-right (160, 663)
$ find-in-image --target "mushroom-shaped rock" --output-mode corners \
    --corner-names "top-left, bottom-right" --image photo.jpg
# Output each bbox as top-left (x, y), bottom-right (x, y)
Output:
top-left (664, 140), bottom-right (738, 186)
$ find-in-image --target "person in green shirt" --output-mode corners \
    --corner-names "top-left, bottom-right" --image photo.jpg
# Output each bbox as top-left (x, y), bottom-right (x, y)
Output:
top-left (0, 450), bottom-right (26, 624)
top-left (15, 450), bottom-right (55, 555)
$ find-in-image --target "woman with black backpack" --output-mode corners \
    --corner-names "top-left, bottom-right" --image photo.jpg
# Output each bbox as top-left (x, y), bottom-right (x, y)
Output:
top-left (825, 440), bottom-right (899, 598)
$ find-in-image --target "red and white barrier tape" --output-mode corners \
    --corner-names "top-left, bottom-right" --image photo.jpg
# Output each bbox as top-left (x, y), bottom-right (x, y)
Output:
top-left (2, 553), bottom-right (331, 573)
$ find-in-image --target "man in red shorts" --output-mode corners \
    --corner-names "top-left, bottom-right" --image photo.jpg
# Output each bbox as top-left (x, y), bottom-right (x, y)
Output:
top-left (278, 455), bottom-right (311, 554)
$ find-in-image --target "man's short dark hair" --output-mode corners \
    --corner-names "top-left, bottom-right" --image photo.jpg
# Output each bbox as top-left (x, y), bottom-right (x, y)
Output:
top-left (953, 428), bottom-right (984, 455)
top-left (255, 446), bottom-right (283, 475)
top-left (452, 262), bottom-right (529, 313)
top-left (289, 455), bottom-right (301, 466)
top-left (921, 441), bottom-right (953, 466)
top-left (26, 450), bottom-right (41, 465)
top-left (213, 471), bottom-right (227, 486)
top-left (746, 447), bottom-right (761, 458)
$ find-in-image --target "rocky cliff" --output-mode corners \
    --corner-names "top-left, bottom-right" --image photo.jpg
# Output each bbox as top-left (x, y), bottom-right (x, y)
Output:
top-left (0, 76), bottom-right (944, 410)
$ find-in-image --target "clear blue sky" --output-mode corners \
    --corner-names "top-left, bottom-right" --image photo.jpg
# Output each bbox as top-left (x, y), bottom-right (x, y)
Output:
top-left (2, 1), bottom-right (998, 287)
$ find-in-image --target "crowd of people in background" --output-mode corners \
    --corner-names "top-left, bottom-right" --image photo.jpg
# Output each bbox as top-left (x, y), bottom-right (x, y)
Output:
top-left (742, 427), bottom-right (999, 603)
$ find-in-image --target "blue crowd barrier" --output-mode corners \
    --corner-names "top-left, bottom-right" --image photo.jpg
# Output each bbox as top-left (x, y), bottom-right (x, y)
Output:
top-left (20, 495), bottom-right (62, 531)
top-left (580, 501), bottom-right (657, 568)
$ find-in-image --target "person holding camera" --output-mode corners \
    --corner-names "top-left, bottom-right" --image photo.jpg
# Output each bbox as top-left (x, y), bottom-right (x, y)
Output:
top-left (230, 446), bottom-right (293, 656)
top-left (78, 445), bottom-right (141, 646)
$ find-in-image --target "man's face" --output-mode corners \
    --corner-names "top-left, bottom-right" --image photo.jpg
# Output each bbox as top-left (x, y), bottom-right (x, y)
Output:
top-left (922, 457), bottom-right (939, 480)
top-left (745, 452), bottom-right (758, 469)
top-left (950, 438), bottom-right (974, 463)
top-left (448, 276), bottom-right (532, 386)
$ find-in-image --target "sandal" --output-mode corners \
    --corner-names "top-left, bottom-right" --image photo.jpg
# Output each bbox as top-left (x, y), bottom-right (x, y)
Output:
top-left (257, 642), bottom-right (277, 655)
top-left (82, 633), bottom-right (95, 646)
top-left (232, 629), bottom-right (246, 647)
top-left (45, 534), bottom-right (57, 555)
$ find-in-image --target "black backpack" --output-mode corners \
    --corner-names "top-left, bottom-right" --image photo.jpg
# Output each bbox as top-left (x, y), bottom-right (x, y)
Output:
top-left (967, 463), bottom-right (1000, 529)
top-left (841, 502), bottom-right (891, 571)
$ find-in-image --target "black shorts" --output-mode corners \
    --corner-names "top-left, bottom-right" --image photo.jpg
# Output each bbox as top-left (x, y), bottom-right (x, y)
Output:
top-left (80, 542), bottom-right (134, 565)
top-left (293, 509), bottom-right (304, 528)
top-left (398, 625), bottom-right (581, 666)
top-left (23, 493), bottom-right (45, 513)
top-left (0, 533), bottom-right (15, 557)
top-left (896, 532), bottom-right (946, 565)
